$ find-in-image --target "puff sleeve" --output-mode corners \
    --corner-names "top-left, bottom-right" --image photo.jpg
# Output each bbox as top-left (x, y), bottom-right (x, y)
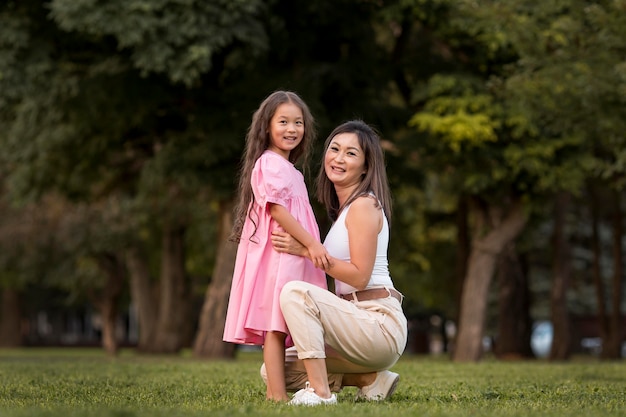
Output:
top-left (251, 153), bottom-right (294, 209)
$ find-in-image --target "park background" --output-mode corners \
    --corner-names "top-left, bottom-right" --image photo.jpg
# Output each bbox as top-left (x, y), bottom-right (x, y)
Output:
top-left (0, 0), bottom-right (624, 363)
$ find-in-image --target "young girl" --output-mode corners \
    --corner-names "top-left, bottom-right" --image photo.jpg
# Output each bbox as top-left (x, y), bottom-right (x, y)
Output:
top-left (223, 91), bottom-right (330, 402)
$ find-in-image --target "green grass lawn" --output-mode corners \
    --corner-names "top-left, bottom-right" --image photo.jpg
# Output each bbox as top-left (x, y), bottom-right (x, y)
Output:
top-left (0, 348), bottom-right (624, 417)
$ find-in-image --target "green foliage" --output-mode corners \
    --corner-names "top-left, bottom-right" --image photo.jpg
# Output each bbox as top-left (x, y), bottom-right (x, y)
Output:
top-left (390, 181), bottom-right (459, 316)
top-left (408, 0), bottom-right (626, 201)
top-left (409, 75), bottom-right (500, 153)
top-left (0, 10), bottom-right (30, 108)
top-left (488, 0), bottom-right (626, 190)
top-left (49, 0), bottom-right (267, 86)
top-left (409, 74), bottom-right (515, 197)
top-left (0, 349), bottom-right (624, 416)
top-left (0, 0), bottom-right (253, 303)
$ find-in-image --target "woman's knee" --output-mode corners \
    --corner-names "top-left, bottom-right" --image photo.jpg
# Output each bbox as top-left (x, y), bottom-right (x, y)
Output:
top-left (280, 281), bottom-right (303, 310)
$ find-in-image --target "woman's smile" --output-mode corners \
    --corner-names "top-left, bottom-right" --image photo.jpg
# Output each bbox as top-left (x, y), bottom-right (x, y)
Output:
top-left (324, 132), bottom-right (365, 186)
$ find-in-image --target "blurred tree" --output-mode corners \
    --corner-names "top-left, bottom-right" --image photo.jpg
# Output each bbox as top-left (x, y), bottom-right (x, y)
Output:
top-left (0, 0), bottom-right (265, 354)
top-left (409, 72), bottom-right (531, 361)
top-left (405, 0), bottom-right (626, 361)
top-left (379, 0), bottom-right (470, 326)
top-left (489, 0), bottom-right (626, 360)
top-left (494, 242), bottom-right (533, 359)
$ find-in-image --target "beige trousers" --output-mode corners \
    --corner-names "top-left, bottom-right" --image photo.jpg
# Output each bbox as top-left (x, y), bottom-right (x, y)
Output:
top-left (261, 281), bottom-right (408, 392)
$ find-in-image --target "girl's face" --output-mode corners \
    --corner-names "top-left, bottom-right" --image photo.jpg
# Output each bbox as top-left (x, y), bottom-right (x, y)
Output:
top-left (324, 132), bottom-right (367, 189)
top-left (267, 103), bottom-right (304, 159)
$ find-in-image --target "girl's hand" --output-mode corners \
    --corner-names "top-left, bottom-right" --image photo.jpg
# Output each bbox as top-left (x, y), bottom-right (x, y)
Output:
top-left (306, 241), bottom-right (332, 271)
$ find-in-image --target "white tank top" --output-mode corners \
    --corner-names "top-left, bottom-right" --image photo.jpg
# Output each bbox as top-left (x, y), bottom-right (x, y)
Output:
top-left (323, 199), bottom-right (394, 295)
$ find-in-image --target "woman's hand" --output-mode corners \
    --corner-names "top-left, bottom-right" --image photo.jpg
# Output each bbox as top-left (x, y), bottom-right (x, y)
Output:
top-left (271, 230), bottom-right (307, 257)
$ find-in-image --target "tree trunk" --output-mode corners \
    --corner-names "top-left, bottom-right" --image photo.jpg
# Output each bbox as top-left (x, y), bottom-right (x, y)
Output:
top-left (454, 195), bottom-right (470, 319)
top-left (494, 243), bottom-right (533, 359)
top-left (0, 288), bottom-right (23, 347)
top-left (126, 246), bottom-right (158, 352)
top-left (93, 253), bottom-right (126, 357)
top-left (453, 198), bottom-right (528, 362)
top-left (153, 224), bottom-right (191, 353)
top-left (589, 187), bottom-right (609, 344)
top-left (549, 192), bottom-right (572, 361)
top-left (602, 190), bottom-right (623, 359)
top-left (193, 199), bottom-right (237, 358)
top-left (99, 298), bottom-right (119, 356)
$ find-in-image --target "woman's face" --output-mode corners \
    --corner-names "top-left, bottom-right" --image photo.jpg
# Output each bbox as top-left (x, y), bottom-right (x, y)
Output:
top-left (324, 132), bottom-right (366, 188)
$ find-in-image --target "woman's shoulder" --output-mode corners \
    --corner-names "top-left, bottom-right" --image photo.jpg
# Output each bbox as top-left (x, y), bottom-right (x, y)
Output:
top-left (346, 194), bottom-right (382, 219)
top-left (350, 193), bottom-right (380, 209)
top-left (344, 196), bottom-right (382, 235)
top-left (345, 194), bottom-right (384, 232)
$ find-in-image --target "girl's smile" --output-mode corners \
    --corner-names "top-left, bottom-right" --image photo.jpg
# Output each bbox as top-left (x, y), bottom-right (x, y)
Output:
top-left (267, 102), bottom-right (304, 159)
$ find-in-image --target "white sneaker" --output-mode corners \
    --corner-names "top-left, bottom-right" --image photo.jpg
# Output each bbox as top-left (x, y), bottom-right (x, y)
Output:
top-left (288, 382), bottom-right (337, 406)
top-left (356, 370), bottom-right (400, 401)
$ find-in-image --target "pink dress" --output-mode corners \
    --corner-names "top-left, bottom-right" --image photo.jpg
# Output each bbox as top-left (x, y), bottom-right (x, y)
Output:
top-left (223, 150), bottom-right (327, 346)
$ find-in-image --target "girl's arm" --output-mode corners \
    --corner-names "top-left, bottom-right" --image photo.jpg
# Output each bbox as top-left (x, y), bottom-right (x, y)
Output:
top-left (271, 196), bottom-right (381, 290)
top-left (269, 203), bottom-right (330, 270)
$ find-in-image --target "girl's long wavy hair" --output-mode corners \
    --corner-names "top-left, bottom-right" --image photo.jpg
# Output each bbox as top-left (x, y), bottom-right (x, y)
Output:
top-left (315, 120), bottom-right (392, 223)
top-left (230, 91), bottom-right (316, 243)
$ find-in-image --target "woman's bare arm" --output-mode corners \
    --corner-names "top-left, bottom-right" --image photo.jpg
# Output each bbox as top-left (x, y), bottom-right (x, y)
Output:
top-left (323, 196), bottom-right (380, 290)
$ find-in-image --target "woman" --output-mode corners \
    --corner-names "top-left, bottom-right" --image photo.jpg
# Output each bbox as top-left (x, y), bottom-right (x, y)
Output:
top-left (265, 120), bottom-right (408, 406)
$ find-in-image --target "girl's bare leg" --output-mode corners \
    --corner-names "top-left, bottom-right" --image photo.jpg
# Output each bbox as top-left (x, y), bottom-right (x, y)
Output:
top-left (263, 331), bottom-right (289, 402)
